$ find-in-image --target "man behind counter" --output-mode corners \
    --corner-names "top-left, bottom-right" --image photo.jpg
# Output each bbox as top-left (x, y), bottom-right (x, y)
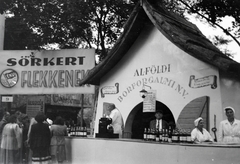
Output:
top-left (149, 110), bottom-right (169, 131)
top-left (106, 103), bottom-right (124, 138)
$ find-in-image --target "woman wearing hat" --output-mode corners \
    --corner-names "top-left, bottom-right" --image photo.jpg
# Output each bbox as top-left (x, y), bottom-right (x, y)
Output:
top-left (218, 107), bottom-right (240, 143)
top-left (191, 117), bottom-right (213, 143)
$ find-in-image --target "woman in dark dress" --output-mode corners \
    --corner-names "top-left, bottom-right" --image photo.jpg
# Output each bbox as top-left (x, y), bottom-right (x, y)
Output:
top-left (29, 113), bottom-right (51, 164)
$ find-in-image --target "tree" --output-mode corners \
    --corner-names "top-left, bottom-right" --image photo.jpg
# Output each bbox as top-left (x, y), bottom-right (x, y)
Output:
top-left (159, 0), bottom-right (239, 58)
top-left (4, 17), bottom-right (43, 50)
top-left (0, 0), bottom-right (136, 60)
top-left (1, 0), bottom-right (240, 59)
top-left (175, 0), bottom-right (240, 47)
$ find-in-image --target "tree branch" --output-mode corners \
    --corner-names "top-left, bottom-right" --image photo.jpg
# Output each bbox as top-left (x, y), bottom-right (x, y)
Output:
top-left (178, 0), bottom-right (240, 47)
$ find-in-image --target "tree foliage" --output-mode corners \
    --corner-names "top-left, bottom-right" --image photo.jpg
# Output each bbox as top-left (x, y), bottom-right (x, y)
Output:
top-left (0, 0), bottom-right (239, 59)
top-left (177, 0), bottom-right (240, 46)
top-left (0, 0), bottom-right (136, 60)
top-left (162, 0), bottom-right (240, 58)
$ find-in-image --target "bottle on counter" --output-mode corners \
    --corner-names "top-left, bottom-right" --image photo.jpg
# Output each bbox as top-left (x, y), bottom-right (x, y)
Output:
top-left (152, 129), bottom-right (156, 141)
top-left (83, 127), bottom-right (87, 137)
top-left (71, 125), bottom-right (76, 136)
top-left (147, 128), bottom-right (151, 141)
top-left (179, 129), bottom-right (183, 143)
top-left (81, 127), bottom-right (86, 137)
top-left (162, 129), bottom-right (166, 142)
top-left (79, 126), bottom-right (82, 137)
top-left (165, 129), bottom-right (169, 142)
top-left (151, 129), bottom-right (155, 141)
top-left (155, 129), bottom-right (160, 142)
top-left (159, 129), bottom-right (163, 142)
top-left (80, 126), bottom-right (83, 136)
top-left (168, 126), bottom-right (172, 143)
top-left (176, 129), bottom-right (180, 143)
top-left (182, 129), bottom-right (187, 143)
top-left (149, 129), bottom-right (153, 141)
top-left (70, 126), bottom-right (73, 136)
top-left (186, 129), bottom-right (192, 143)
top-left (75, 126), bottom-right (78, 136)
top-left (75, 125), bottom-right (80, 137)
top-left (152, 129), bottom-right (155, 141)
top-left (67, 126), bottom-right (71, 137)
top-left (143, 128), bottom-right (147, 140)
top-left (171, 129), bottom-right (178, 143)
top-left (75, 126), bottom-right (78, 137)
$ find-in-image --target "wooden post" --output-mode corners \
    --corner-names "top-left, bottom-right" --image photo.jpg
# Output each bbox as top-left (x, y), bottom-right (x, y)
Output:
top-left (81, 94), bottom-right (84, 126)
top-left (0, 14), bottom-right (5, 50)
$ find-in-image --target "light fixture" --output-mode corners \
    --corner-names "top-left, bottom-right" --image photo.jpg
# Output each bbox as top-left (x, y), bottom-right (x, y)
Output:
top-left (140, 89), bottom-right (148, 99)
top-left (139, 84), bottom-right (151, 99)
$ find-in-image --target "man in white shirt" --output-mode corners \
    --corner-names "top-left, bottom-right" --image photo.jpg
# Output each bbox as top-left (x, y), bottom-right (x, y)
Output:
top-left (107, 103), bottom-right (124, 138)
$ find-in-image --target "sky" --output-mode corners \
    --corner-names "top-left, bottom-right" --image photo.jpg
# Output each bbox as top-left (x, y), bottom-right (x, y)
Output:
top-left (187, 14), bottom-right (240, 63)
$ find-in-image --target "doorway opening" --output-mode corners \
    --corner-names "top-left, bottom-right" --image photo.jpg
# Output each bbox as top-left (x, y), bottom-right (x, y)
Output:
top-left (124, 101), bottom-right (175, 139)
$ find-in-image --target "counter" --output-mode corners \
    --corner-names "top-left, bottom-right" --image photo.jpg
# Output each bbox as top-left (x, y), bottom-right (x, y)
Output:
top-left (65, 137), bottom-right (240, 164)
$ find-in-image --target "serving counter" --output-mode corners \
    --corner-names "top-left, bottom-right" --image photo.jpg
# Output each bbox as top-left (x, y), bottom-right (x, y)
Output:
top-left (65, 137), bottom-right (240, 164)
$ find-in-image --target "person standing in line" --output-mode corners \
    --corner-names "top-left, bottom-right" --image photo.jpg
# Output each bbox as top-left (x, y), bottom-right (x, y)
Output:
top-left (27, 111), bottom-right (51, 163)
top-left (14, 110), bottom-right (22, 125)
top-left (149, 110), bottom-right (169, 131)
top-left (218, 107), bottom-right (240, 143)
top-left (28, 112), bottom-right (51, 164)
top-left (50, 116), bottom-right (67, 164)
top-left (106, 103), bottom-right (124, 138)
top-left (0, 114), bottom-right (22, 164)
top-left (18, 114), bottom-right (30, 164)
top-left (191, 117), bottom-right (213, 143)
top-left (0, 112), bottom-right (10, 143)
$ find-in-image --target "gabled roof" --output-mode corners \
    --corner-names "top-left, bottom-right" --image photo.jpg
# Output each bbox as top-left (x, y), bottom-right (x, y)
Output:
top-left (80, 0), bottom-right (240, 86)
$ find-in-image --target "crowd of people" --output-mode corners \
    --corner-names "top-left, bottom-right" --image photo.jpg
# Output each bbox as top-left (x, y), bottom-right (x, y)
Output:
top-left (0, 106), bottom-right (239, 163)
top-left (0, 110), bottom-right (68, 164)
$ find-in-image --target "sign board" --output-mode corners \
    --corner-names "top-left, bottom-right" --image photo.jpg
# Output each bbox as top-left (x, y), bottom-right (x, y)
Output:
top-left (26, 95), bottom-right (45, 118)
top-left (143, 90), bottom-right (156, 113)
top-left (0, 49), bottom-right (95, 94)
top-left (1, 96), bottom-right (13, 102)
top-left (50, 94), bottom-right (94, 107)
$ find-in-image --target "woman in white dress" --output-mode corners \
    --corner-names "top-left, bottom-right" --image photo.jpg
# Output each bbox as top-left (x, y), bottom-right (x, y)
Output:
top-left (191, 117), bottom-right (213, 143)
top-left (50, 116), bottom-right (67, 163)
top-left (0, 115), bottom-right (22, 164)
top-left (218, 107), bottom-right (240, 143)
